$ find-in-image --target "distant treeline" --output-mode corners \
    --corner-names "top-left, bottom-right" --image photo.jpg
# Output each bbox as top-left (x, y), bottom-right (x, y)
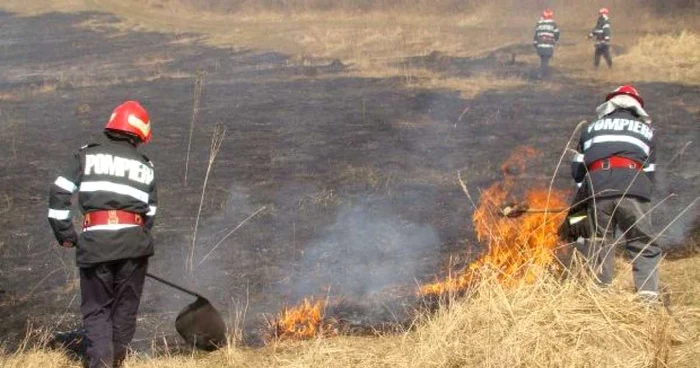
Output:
top-left (170, 0), bottom-right (699, 13)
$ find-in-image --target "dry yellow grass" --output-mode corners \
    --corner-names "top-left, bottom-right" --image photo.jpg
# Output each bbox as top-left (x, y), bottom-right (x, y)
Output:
top-left (0, 0), bottom-right (88, 14)
top-left (2, 256), bottom-right (699, 368)
top-left (2, 0), bottom-right (529, 96)
top-left (3, 0), bottom-right (699, 93)
top-left (555, 31), bottom-right (700, 86)
top-left (614, 31), bottom-right (700, 84)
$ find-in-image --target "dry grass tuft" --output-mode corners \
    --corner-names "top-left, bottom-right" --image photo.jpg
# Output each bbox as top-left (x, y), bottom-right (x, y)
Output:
top-left (402, 271), bottom-right (695, 368)
top-left (0, 350), bottom-right (74, 368)
top-left (3, 257), bottom-right (699, 367)
top-left (613, 31), bottom-right (700, 84)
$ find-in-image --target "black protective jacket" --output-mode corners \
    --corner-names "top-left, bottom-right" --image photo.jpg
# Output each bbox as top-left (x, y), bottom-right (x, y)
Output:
top-left (571, 109), bottom-right (656, 201)
top-left (533, 18), bottom-right (560, 57)
top-left (48, 133), bottom-right (157, 267)
top-left (589, 15), bottom-right (611, 47)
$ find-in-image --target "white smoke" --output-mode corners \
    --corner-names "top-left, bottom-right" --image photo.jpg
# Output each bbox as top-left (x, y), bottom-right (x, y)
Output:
top-left (283, 200), bottom-right (440, 299)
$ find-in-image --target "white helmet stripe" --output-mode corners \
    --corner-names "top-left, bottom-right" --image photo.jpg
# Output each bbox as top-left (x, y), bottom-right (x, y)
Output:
top-left (127, 114), bottom-right (151, 136)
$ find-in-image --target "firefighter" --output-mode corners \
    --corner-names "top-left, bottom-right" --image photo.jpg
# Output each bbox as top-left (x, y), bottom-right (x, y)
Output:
top-left (533, 8), bottom-right (560, 78)
top-left (569, 86), bottom-right (661, 301)
top-left (48, 101), bottom-right (157, 368)
top-left (588, 8), bottom-right (613, 68)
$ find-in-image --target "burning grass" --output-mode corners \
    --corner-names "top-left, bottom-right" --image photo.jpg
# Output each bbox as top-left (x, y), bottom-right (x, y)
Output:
top-left (266, 146), bottom-right (572, 345)
top-left (267, 146), bottom-right (570, 342)
top-left (421, 147), bottom-right (568, 296)
top-left (269, 298), bottom-right (336, 341)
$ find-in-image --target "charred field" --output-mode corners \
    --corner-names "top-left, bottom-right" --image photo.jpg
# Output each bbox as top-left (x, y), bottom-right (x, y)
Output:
top-left (0, 6), bottom-right (699, 356)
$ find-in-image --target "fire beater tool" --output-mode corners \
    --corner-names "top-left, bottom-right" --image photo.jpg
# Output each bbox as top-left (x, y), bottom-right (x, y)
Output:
top-left (146, 273), bottom-right (226, 351)
top-left (499, 203), bottom-right (568, 218)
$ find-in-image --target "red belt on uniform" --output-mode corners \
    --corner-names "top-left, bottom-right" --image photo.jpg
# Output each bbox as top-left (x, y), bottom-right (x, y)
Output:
top-left (83, 210), bottom-right (143, 229)
top-left (588, 156), bottom-right (643, 172)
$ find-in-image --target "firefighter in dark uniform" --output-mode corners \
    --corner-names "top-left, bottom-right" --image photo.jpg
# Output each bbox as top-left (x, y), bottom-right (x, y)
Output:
top-left (569, 85), bottom-right (661, 301)
top-left (533, 8), bottom-right (560, 78)
top-left (48, 101), bottom-right (157, 368)
top-left (588, 8), bottom-right (613, 68)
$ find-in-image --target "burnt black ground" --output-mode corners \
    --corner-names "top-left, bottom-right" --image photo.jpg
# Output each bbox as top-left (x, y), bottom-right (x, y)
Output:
top-left (0, 10), bottom-right (698, 352)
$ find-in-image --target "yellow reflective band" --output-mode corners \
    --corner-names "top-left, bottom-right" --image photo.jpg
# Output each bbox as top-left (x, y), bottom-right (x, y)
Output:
top-left (127, 114), bottom-right (151, 136)
top-left (569, 215), bottom-right (587, 225)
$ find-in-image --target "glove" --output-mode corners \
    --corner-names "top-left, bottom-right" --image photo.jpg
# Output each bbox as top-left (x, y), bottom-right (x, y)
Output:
top-left (558, 211), bottom-right (591, 241)
top-left (558, 183), bottom-right (593, 241)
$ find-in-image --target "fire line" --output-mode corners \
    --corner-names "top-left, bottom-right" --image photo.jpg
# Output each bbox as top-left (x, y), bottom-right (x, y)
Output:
top-left (421, 147), bottom-right (568, 296)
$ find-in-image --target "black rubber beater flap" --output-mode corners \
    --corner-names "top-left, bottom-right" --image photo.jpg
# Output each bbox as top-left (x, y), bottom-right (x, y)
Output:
top-left (175, 296), bottom-right (227, 351)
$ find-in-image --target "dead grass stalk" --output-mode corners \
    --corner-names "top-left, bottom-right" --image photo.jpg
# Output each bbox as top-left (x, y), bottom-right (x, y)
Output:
top-left (187, 122), bottom-right (226, 273)
top-left (184, 71), bottom-right (207, 186)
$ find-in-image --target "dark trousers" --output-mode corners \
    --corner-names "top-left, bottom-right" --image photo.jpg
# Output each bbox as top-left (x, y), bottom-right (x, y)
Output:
top-left (594, 45), bottom-right (613, 68)
top-left (588, 197), bottom-right (661, 293)
top-left (80, 258), bottom-right (148, 368)
top-left (539, 54), bottom-right (551, 77)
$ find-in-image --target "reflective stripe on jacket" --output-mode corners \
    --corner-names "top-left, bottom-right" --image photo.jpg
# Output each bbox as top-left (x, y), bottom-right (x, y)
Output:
top-left (533, 18), bottom-right (560, 55)
top-left (48, 133), bottom-right (157, 266)
top-left (571, 109), bottom-right (656, 201)
top-left (589, 15), bottom-right (611, 46)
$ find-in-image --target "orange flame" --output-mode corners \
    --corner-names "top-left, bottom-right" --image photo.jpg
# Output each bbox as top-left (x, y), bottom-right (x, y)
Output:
top-left (421, 147), bottom-right (568, 296)
top-left (272, 298), bottom-right (336, 340)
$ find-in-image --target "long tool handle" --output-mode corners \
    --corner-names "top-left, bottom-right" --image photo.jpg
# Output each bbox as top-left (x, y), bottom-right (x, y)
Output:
top-left (525, 208), bottom-right (568, 213)
top-left (146, 272), bottom-right (204, 299)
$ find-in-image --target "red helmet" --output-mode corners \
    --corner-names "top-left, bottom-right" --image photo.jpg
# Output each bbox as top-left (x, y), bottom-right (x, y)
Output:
top-left (104, 100), bottom-right (152, 143)
top-left (599, 8), bottom-right (609, 15)
top-left (542, 8), bottom-right (554, 19)
top-left (606, 85), bottom-right (644, 107)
